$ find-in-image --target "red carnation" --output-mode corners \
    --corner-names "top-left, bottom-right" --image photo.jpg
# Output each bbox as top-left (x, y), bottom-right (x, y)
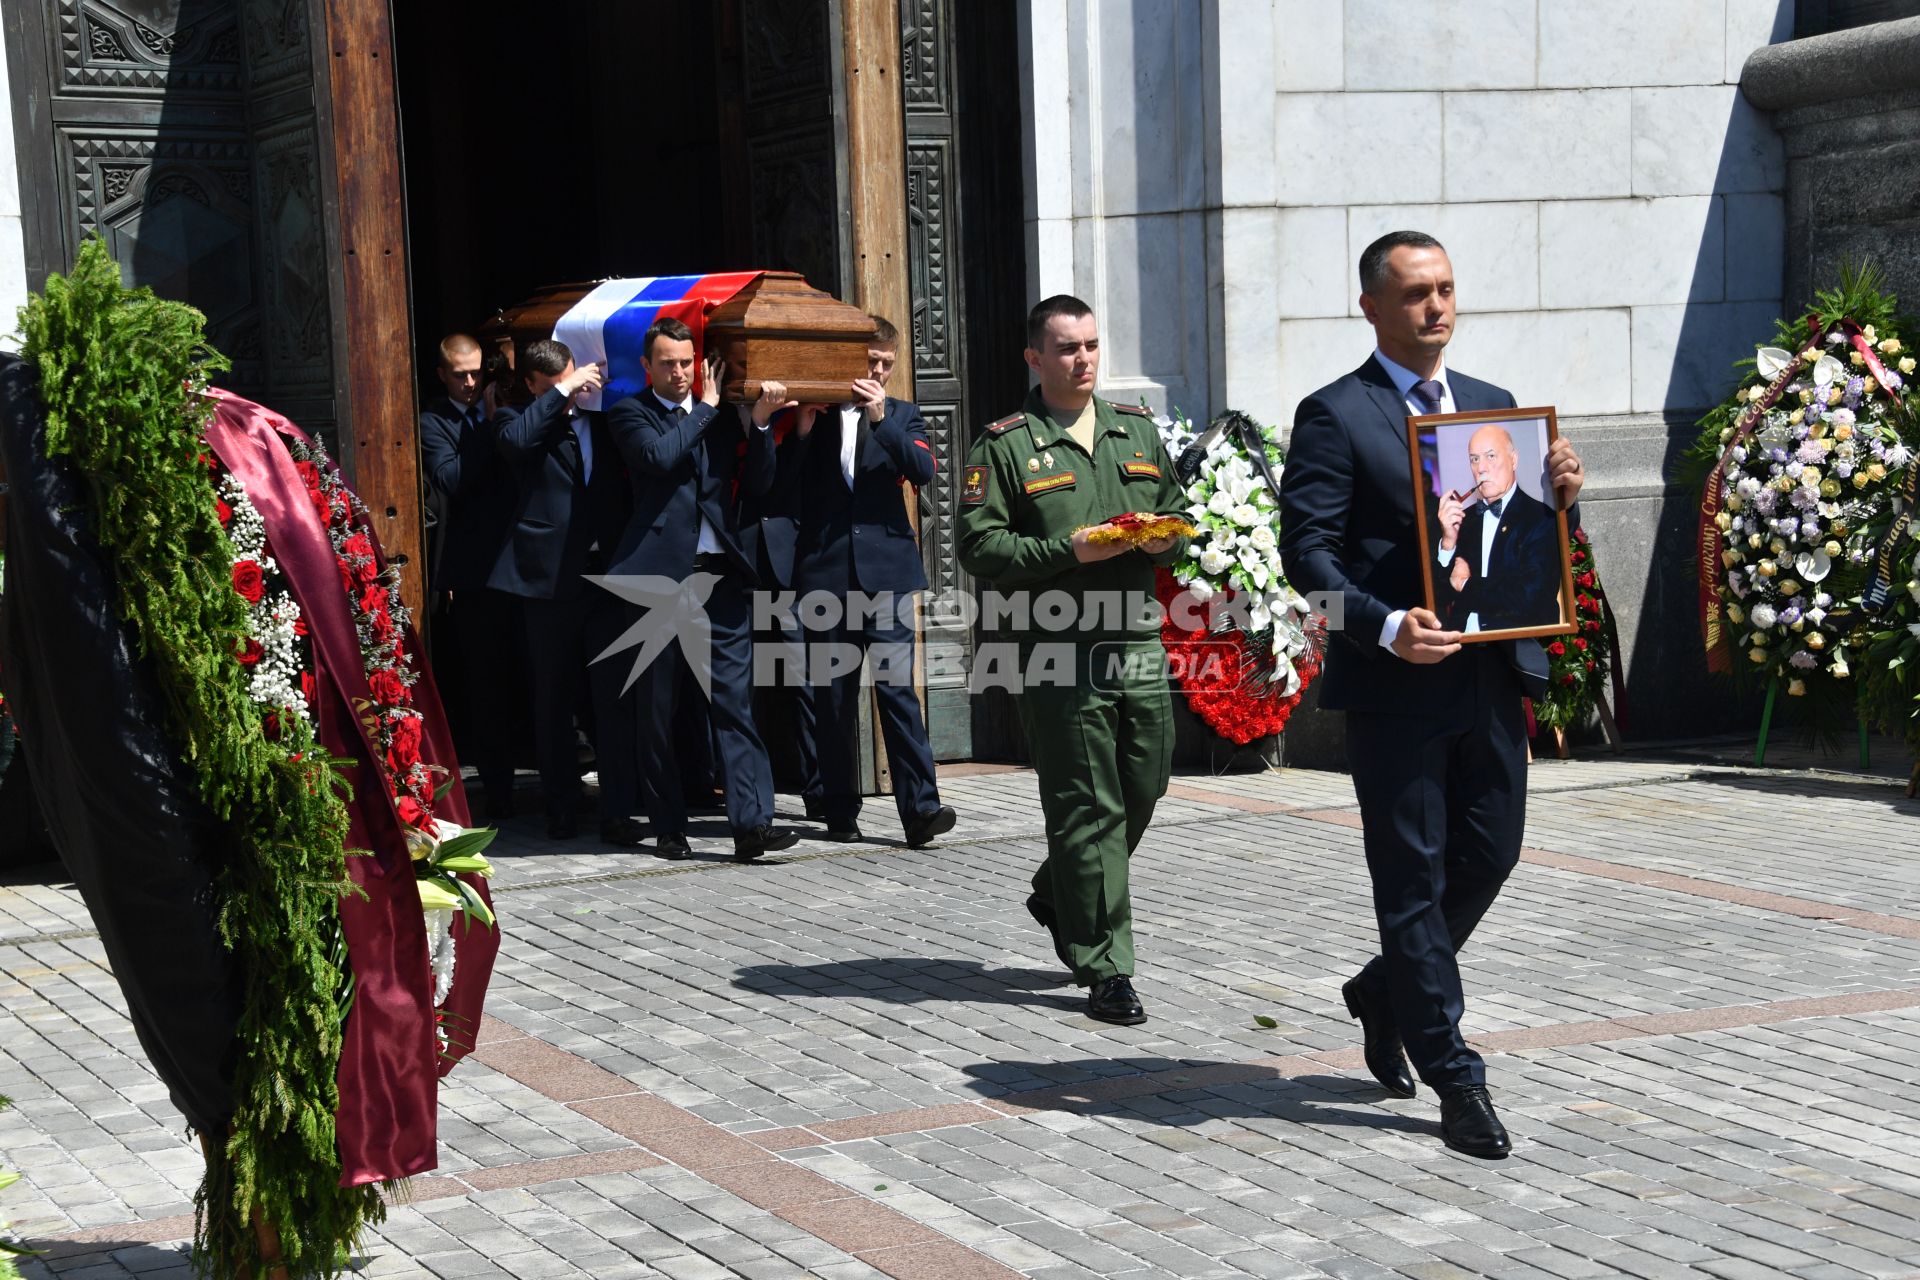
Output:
top-left (1577, 571), bottom-right (1596, 588)
top-left (300, 671), bottom-right (316, 703)
top-left (1585, 660), bottom-right (1596, 672)
top-left (215, 498), bottom-right (233, 526)
top-left (360, 584), bottom-right (389, 616)
top-left (1575, 528), bottom-right (1590, 545)
top-left (232, 560), bottom-right (266, 604)
top-left (236, 638), bottom-right (264, 667)
top-left (1586, 619), bottom-right (1602, 633)
top-left (395, 795), bottom-right (428, 829)
top-left (294, 460), bottom-right (323, 495)
top-left (369, 668), bottom-right (409, 707)
top-left (344, 531), bottom-right (375, 560)
top-left (1547, 641), bottom-right (1567, 657)
top-left (1573, 637), bottom-right (1588, 651)
top-left (263, 710), bottom-right (281, 739)
top-left (1561, 673), bottom-right (1578, 686)
top-left (293, 616), bottom-right (309, 638)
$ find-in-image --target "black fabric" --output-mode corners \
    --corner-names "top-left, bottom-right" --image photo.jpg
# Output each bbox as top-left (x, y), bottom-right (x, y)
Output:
top-left (0, 354), bottom-right (240, 1131)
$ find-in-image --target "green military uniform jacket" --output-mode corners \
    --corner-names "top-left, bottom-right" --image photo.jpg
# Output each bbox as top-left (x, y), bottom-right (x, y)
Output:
top-left (957, 390), bottom-right (1190, 644)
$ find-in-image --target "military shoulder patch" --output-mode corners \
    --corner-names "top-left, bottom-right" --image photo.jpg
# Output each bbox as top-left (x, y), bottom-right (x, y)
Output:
top-left (963, 464), bottom-right (990, 504)
top-left (984, 413), bottom-right (1026, 435)
top-left (1122, 461), bottom-right (1162, 478)
top-left (1111, 401), bottom-right (1154, 418)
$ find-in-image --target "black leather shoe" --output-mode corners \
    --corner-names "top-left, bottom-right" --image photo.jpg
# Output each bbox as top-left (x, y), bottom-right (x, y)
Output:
top-left (1342, 977), bottom-right (1417, 1099)
top-left (824, 822), bottom-right (862, 843)
top-left (1087, 975), bottom-right (1146, 1025)
top-left (546, 811), bottom-right (578, 840)
top-left (734, 824), bottom-right (798, 862)
top-left (903, 805), bottom-right (957, 849)
top-left (1439, 1084), bottom-right (1512, 1158)
top-left (654, 832), bottom-right (692, 861)
top-left (599, 817), bottom-right (646, 847)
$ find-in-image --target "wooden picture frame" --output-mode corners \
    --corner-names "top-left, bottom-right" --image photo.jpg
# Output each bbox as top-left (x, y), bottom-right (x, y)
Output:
top-left (1406, 406), bottom-right (1577, 645)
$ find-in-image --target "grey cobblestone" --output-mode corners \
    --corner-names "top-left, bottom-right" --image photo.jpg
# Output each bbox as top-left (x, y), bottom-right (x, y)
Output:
top-left (5, 754), bottom-right (1920, 1277)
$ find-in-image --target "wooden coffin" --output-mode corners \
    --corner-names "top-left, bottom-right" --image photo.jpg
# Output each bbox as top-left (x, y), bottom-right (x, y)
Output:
top-left (474, 271), bottom-right (875, 404)
top-left (704, 272), bottom-right (876, 403)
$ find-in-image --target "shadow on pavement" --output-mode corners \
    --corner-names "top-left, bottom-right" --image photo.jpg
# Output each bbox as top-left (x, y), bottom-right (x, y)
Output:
top-left (25, 1240), bottom-right (193, 1276)
top-left (1685, 767), bottom-right (1920, 810)
top-left (731, 956), bottom-right (1080, 1012)
top-left (958, 1059), bottom-right (1439, 1138)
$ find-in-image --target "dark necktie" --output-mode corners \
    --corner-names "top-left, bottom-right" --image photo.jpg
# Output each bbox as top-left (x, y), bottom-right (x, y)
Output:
top-left (1410, 379), bottom-right (1445, 414)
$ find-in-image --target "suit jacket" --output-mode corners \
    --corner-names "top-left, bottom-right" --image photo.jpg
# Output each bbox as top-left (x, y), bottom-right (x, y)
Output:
top-left (419, 394), bottom-right (515, 592)
top-left (1279, 355), bottom-right (1556, 713)
top-left (788, 397), bottom-right (934, 596)
top-left (1438, 486), bottom-right (1563, 632)
top-left (486, 387), bottom-right (631, 600)
top-left (605, 392), bottom-right (775, 583)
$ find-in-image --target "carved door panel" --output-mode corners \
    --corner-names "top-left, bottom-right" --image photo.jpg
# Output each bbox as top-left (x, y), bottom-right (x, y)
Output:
top-left (728, 0), bottom-right (851, 297)
top-left (900, 0), bottom-right (972, 760)
top-left (4, 0), bottom-right (338, 439)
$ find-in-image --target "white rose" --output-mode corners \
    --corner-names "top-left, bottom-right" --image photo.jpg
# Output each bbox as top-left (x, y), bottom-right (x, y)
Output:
top-left (1207, 490), bottom-right (1233, 516)
top-left (1749, 603), bottom-right (1778, 629)
top-left (1199, 546), bottom-right (1233, 576)
top-left (1248, 524), bottom-right (1278, 551)
top-left (1229, 503), bottom-right (1261, 527)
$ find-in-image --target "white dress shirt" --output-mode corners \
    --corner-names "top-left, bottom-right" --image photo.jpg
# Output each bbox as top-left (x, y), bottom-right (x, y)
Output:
top-left (1370, 350), bottom-right (1456, 653)
top-left (1435, 480), bottom-right (1518, 634)
top-left (655, 389), bottom-right (770, 557)
top-left (838, 405), bottom-right (863, 487)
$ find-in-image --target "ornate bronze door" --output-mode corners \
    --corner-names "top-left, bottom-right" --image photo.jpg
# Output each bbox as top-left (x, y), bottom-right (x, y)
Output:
top-left (3, 0), bottom-right (340, 438)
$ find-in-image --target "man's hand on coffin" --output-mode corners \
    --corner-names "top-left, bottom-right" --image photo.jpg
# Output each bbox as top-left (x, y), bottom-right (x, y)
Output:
top-left (556, 360), bottom-right (605, 402)
top-left (751, 380), bottom-right (799, 427)
top-left (700, 354), bottom-right (725, 407)
top-left (852, 378), bottom-right (887, 423)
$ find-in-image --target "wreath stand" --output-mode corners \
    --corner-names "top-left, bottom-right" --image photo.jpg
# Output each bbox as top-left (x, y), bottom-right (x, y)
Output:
top-left (1751, 674), bottom-right (1873, 771)
top-left (1527, 689), bottom-right (1624, 761)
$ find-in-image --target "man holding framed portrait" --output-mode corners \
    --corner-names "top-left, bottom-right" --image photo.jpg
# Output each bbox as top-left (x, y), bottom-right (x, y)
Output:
top-left (1279, 231), bottom-right (1586, 1160)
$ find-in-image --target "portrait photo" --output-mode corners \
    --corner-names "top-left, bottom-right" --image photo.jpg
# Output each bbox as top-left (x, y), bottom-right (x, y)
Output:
top-left (1407, 407), bottom-right (1576, 643)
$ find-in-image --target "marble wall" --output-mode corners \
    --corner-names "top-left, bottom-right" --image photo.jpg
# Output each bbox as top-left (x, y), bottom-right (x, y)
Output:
top-left (1016, 0), bottom-right (1802, 744)
top-left (0, 25), bottom-right (24, 348)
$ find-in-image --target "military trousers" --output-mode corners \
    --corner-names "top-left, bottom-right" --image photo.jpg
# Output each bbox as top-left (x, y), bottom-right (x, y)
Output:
top-left (1014, 638), bottom-right (1173, 986)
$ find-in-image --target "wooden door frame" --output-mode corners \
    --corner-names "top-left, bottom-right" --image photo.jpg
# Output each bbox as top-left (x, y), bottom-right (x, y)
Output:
top-left (314, 0), bottom-right (425, 610)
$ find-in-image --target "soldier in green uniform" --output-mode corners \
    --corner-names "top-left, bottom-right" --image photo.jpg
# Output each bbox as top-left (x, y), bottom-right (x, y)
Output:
top-left (958, 295), bottom-right (1190, 1026)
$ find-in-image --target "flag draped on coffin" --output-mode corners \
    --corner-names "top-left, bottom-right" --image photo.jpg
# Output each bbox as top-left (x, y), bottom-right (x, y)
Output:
top-left (553, 272), bottom-right (763, 411)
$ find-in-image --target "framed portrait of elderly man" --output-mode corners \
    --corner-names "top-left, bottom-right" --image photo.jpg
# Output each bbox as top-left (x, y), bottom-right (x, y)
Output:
top-left (1407, 407), bottom-right (1577, 643)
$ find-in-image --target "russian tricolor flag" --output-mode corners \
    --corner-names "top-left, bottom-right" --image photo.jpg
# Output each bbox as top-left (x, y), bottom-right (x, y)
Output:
top-left (552, 272), bottom-right (762, 412)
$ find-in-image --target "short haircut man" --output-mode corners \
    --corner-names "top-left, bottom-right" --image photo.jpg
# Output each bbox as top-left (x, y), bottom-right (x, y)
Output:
top-left (869, 314), bottom-right (899, 349)
top-left (644, 317), bottom-right (693, 360)
top-left (438, 332), bottom-right (482, 369)
top-left (1025, 294), bottom-right (1095, 351)
top-left (520, 338), bottom-right (572, 381)
top-left (1359, 230), bottom-right (1446, 295)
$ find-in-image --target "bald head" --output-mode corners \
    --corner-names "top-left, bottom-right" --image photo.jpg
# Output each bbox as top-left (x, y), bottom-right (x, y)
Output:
top-left (1466, 425), bottom-right (1517, 503)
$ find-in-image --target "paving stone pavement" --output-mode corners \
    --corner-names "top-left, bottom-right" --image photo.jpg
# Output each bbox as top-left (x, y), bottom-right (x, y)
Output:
top-left (3, 743), bottom-right (1919, 1279)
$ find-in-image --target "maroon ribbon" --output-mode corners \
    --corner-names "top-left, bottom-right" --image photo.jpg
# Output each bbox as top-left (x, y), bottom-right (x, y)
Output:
top-left (203, 392), bottom-right (494, 1185)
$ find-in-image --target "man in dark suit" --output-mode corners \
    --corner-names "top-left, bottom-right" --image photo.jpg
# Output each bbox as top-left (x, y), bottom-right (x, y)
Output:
top-left (489, 339), bottom-right (642, 846)
top-left (787, 315), bottom-right (956, 847)
top-left (1435, 425), bottom-right (1564, 633)
top-left (605, 317), bottom-right (798, 863)
top-left (1278, 231), bottom-right (1585, 1158)
top-left (420, 333), bottom-right (521, 818)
